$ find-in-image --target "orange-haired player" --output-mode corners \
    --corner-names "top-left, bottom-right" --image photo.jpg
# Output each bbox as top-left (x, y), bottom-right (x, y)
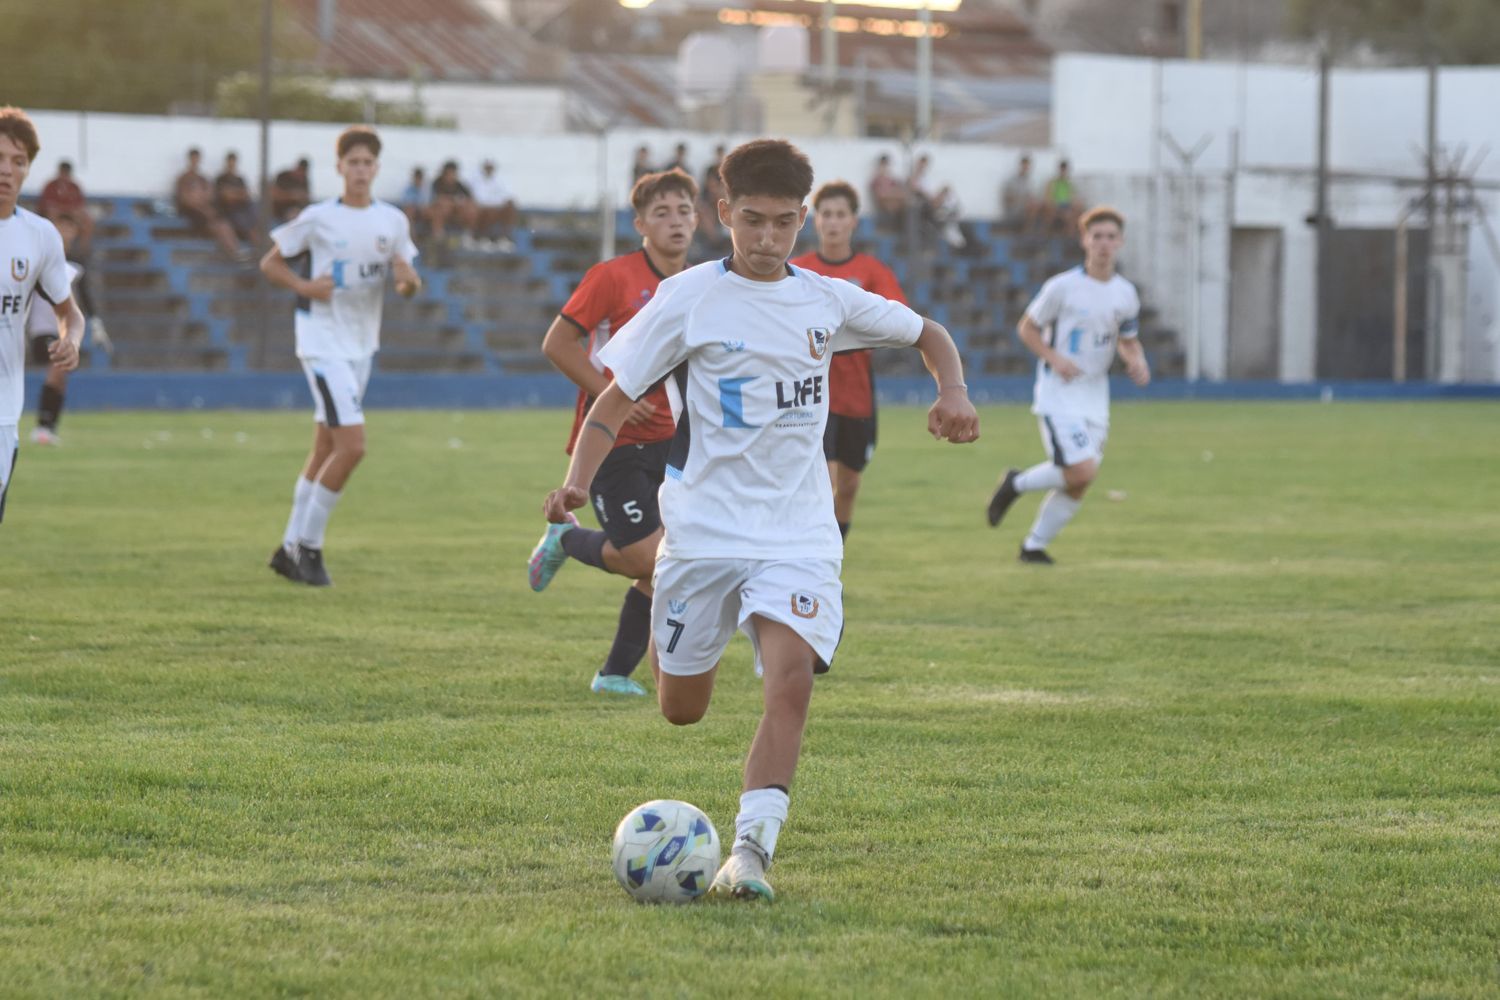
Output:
top-left (790, 180), bottom-right (907, 541)
top-left (527, 169), bottom-right (698, 696)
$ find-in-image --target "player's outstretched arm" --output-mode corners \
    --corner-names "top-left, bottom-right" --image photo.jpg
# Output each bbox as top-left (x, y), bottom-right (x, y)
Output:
top-left (46, 297), bottom-right (87, 372)
top-left (259, 245), bottom-right (333, 302)
top-left (393, 257), bottom-right (421, 298)
top-left (1018, 315), bottom-right (1080, 381)
top-left (914, 318), bottom-right (979, 444)
top-left (1117, 336), bottom-right (1151, 387)
top-left (543, 382), bottom-right (635, 522)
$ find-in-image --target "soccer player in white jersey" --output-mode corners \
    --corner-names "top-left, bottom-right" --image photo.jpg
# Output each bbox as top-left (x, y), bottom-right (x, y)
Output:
top-left (0, 107), bottom-right (85, 524)
top-left (986, 206), bottom-right (1150, 563)
top-left (260, 125), bottom-right (420, 586)
top-left (543, 140), bottom-right (979, 901)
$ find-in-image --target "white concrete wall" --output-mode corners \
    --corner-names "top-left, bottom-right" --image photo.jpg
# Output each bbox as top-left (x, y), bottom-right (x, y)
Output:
top-left (325, 80), bottom-right (572, 135)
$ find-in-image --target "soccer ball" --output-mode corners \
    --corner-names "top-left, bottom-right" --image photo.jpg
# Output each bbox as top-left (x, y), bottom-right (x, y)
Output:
top-left (611, 799), bottom-right (720, 903)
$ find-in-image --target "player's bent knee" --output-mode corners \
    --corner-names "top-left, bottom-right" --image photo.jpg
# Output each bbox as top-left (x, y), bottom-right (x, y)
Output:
top-left (660, 701), bottom-right (707, 726)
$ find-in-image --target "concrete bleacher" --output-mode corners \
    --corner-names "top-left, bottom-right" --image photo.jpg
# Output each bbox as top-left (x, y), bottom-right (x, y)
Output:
top-left (75, 197), bottom-right (1183, 380)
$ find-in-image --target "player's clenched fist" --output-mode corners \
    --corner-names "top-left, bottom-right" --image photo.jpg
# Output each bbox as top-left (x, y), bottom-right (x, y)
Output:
top-left (928, 391), bottom-right (979, 444)
top-left (544, 485), bottom-right (590, 522)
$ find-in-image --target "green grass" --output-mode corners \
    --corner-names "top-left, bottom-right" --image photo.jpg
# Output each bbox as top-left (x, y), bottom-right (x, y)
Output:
top-left (2, 402), bottom-right (1498, 998)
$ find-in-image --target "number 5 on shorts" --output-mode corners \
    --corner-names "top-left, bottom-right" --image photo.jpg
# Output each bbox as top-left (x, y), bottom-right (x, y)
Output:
top-left (623, 500), bottom-right (643, 524)
top-left (664, 618), bottom-right (685, 654)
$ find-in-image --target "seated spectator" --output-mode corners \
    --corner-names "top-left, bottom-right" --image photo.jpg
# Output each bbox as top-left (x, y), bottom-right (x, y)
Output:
top-left (1001, 154), bottom-right (1043, 233)
top-left (695, 164), bottom-right (729, 257)
top-left (37, 160), bottom-right (94, 254)
top-left (662, 142), bottom-right (691, 176)
top-left (630, 145), bottom-right (653, 185)
top-left (868, 154), bottom-right (907, 228)
top-left (1042, 159), bottom-right (1082, 234)
top-left (426, 160), bottom-right (477, 242)
top-left (907, 153), bottom-right (934, 212)
top-left (214, 151), bottom-right (257, 244)
top-left (929, 185), bottom-right (969, 251)
top-left (400, 167), bottom-right (430, 235)
top-left (270, 157), bottom-right (310, 223)
top-left (174, 147), bottom-right (249, 261)
top-left (468, 159), bottom-right (519, 251)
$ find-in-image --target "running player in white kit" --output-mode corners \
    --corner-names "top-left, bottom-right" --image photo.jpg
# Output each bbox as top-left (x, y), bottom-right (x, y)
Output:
top-left (543, 140), bottom-right (979, 902)
top-left (986, 206), bottom-right (1150, 563)
top-left (260, 125), bottom-right (420, 586)
top-left (0, 107), bottom-right (85, 523)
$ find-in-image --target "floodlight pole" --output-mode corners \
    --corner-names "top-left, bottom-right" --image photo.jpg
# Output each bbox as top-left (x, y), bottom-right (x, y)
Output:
top-left (256, 0), bottom-right (273, 370)
top-left (823, 2), bottom-right (837, 135)
top-left (916, 2), bottom-right (932, 138)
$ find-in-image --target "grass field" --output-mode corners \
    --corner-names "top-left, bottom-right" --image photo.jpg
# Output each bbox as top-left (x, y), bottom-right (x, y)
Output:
top-left (2, 401), bottom-right (1498, 998)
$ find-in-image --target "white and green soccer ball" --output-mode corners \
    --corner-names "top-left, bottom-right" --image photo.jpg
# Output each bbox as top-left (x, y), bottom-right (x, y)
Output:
top-left (611, 799), bottom-right (720, 903)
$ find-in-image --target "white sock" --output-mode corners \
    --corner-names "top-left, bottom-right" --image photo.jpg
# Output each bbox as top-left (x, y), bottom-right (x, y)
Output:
top-left (734, 787), bottom-right (790, 862)
top-left (1024, 490), bottom-right (1081, 551)
top-left (283, 476), bottom-right (316, 549)
top-left (297, 483), bottom-right (342, 549)
top-left (1014, 461), bottom-right (1066, 493)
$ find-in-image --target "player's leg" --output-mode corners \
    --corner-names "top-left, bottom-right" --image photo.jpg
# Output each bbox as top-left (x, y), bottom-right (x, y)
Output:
top-left (529, 443), bottom-right (663, 591)
top-left (29, 337), bottom-right (65, 445)
top-left (0, 424), bottom-right (18, 525)
top-left (829, 416), bottom-right (873, 539)
top-left (990, 416), bottom-right (1064, 528)
top-left (1020, 417), bottom-right (1105, 563)
top-left (293, 359), bottom-right (370, 586)
top-left (711, 560), bottom-right (841, 902)
top-left (650, 557), bottom-right (741, 723)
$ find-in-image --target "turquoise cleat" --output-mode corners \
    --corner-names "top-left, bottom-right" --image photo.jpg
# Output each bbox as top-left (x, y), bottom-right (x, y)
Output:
top-left (527, 512), bottom-right (578, 592)
top-left (590, 673), bottom-right (647, 696)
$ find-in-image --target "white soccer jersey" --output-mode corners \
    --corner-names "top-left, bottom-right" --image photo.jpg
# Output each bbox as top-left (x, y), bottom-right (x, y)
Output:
top-left (26, 262), bottom-right (81, 336)
top-left (0, 208), bottom-right (72, 425)
top-left (269, 199), bottom-right (417, 360)
top-left (1024, 266), bottom-right (1140, 423)
top-left (598, 259), bottom-right (924, 561)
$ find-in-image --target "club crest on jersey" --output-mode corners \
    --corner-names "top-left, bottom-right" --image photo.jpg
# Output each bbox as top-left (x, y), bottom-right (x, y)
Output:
top-left (376, 235), bottom-right (391, 254)
top-left (806, 327), bottom-right (831, 360)
top-left (790, 593), bottom-right (819, 619)
top-left (668, 599), bottom-right (688, 616)
top-left (11, 257), bottom-right (29, 282)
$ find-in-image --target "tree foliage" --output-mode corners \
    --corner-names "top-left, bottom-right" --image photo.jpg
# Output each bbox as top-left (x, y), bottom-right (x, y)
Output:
top-left (0, 0), bottom-right (309, 114)
top-left (214, 75), bottom-right (445, 128)
top-left (1288, 0), bottom-right (1500, 63)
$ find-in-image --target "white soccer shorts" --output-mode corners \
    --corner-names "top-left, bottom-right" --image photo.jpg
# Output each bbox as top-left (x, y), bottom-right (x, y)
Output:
top-left (1038, 413), bottom-right (1109, 468)
top-left (301, 356), bottom-right (372, 428)
top-left (651, 557), bottom-right (844, 677)
top-left (0, 424), bottom-right (18, 523)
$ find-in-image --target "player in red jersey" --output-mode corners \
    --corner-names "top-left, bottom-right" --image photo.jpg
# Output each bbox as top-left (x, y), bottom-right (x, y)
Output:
top-left (790, 180), bottom-right (907, 540)
top-left (527, 169), bottom-right (698, 695)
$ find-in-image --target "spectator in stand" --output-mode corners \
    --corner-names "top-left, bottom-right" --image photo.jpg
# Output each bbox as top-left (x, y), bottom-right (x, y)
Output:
top-left (907, 153), bottom-right (934, 213)
top-left (868, 153), bottom-right (907, 228)
top-left (37, 160), bottom-right (94, 254)
top-left (174, 147), bottom-right (250, 260)
top-left (631, 145), bottom-right (653, 185)
top-left (400, 166), bottom-right (430, 235)
top-left (214, 151), bottom-right (257, 244)
top-left (662, 141), bottom-right (690, 176)
top-left (1002, 154), bottom-right (1043, 233)
top-left (468, 159), bottom-right (519, 252)
top-left (427, 159), bottom-right (477, 242)
top-left (1042, 159), bottom-right (1082, 234)
top-left (270, 157), bottom-right (311, 222)
top-left (695, 161), bottom-right (729, 256)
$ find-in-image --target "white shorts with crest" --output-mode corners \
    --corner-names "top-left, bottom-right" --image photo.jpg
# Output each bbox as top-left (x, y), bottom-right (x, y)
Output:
top-left (301, 356), bottom-right (372, 428)
top-left (651, 557), bottom-right (844, 677)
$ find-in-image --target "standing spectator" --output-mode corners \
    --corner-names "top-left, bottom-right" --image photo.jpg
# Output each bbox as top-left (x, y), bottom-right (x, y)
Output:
top-left (174, 148), bottom-right (249, 260)
top-left (37, 160), bottom-right (94, 254)
top-left (427, 160), bottom-right (477, 243)
top-left (695, 162), bottom-right (729, 256)
top-left (868, 153), bottom-right (907, 228)
top-left (630, 145), bottom-right (653, 185)
top-left (270, 157), bottom-right (311, 222)
top-left (1042, 159), bottom-right (1082, 234)
top-left (468, 159), bottom-right (519, 252)
top-left (1002, 154), bottom-right (1043, 232)
top-left (214, 151), bottom-right (257, 244)
top-left (399, 167), bottom-right (430, 235)
top-left (662, 141), bottom-right (690, 176)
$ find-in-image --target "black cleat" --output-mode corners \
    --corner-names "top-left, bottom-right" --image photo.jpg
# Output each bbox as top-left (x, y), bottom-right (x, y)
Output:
top-left (987, 469), bottom-right (1021, 527)
top-left (296, 545), bottom-right (333, 587)
top-left (268, 544), bottom-right (301, 582)
top-left (1018, 547), bottom-right (1055, 565)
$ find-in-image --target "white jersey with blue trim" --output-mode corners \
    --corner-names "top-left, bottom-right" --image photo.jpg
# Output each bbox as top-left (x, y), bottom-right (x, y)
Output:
top-left (598, 258), bottom-right (924, 561)
top-left (1024, 266), bottom-right (1140, 423)
top-left (0, 208), bottom-right (72, 425)
top-left (269, 198), bottom-right (417, 360)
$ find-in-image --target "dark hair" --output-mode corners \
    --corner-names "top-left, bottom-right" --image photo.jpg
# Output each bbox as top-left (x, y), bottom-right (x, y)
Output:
top-left (0, 108), bottom-right (40, 163)
top-left (188, 146), bottom-right (202, 158)
top-left (58, 159), bottom-right (72, 172)
top-left (337, 125), bottom-right (381, 159)
top-left (1080, 205), bottom-right (1124, 233)
top-left (630, 168), bottom-right (699, 215)
top-left (718, 139), bottom-right (813, 203)
top-left (813, 180), bottom-right (859, 215)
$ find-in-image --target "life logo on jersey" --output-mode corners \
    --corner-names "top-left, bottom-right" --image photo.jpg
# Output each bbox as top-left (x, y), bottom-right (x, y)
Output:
top-left (11, 257), bottom-right (29, 282)
top-left (806, 327), bottom-right (831, 360)
top-left (790, 593), bottom-right (819, 619)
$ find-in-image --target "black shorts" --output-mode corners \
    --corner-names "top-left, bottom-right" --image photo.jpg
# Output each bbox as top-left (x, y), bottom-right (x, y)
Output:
top-left (823, 414), bottom-right (877, 473)
top-left (589, 440), bottom-right (668, 549)
top-left (29, 334), bottom-right (59, 365)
